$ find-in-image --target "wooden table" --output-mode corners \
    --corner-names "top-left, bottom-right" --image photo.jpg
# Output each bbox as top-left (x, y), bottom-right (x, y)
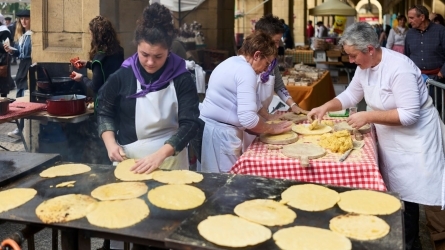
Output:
top-left (286, 71), bottom-right (336, 111)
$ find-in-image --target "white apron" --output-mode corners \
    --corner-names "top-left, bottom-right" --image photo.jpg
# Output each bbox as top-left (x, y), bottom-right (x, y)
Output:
top-left (121, 80), bottom-right (189, 170)
top-left (200, 116), bottom-right (243, 173)
top-left (364, 68), bottom-right (445, 206)
top-left (242, 75), bottom-right (275, 152)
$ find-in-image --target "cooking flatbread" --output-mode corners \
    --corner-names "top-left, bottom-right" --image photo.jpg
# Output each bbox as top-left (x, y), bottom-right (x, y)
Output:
top-left (35, 194), bottom-right (97, 223)
top-left (292, 124), bottom-right (332, 135)
top-left (334, 121), bottom-right (371, 134)
top-left (91, 182), bottom-right (148, 201)
top-left (40, 164), bottom-right (91, 178)
top-left (273, 226), bottom-right (351, 250)
top-left (198, 214), bottom-right (271, 247)
top-left (338, 190), bottom-right (401, 215)
top-left (55, 181), bottom-right (76, 188)
top-left (148, 184), bottom-right (205, 210)
top-left (0, 188), bottom-right (37, 213)
top-left (152, 170), bottom-right (203, 184)
top-left (234, 199), bottom-right (296, 226)
top-left (281, 184), bottom-right (339, 211)
top-left (330, 214), bottom-right (390, 240)
top-left (259, 131), bottom-right (298, 145)
top-left (114, 159), bottom-right (156, 181)
top-left (86, 198), bottom-right (149, 229)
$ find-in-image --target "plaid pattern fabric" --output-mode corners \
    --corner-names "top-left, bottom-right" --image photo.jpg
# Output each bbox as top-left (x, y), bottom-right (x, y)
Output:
top-left (285, 50), bottom-right (315, 65)
top-left (230, 120), bottom-right (386, 191)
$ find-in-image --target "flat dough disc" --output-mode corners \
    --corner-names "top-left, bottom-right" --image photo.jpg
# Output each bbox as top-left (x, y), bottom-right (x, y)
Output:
top-left (259, 131), bottom-right (298, 145)
top-left (281, 143), bottom-right (326, 160)
top-left (338, 190), bottom-right (401, 215)
top-left (292, 124), bottom-right (332, 135)
top-left (91, 182), bottom-right (148, 201)
top-left (35, 194), bottom-right (97, 223)
top-left (55, 181), bottom-right (76, 188)
top-left (40, 164), bottom-right (91, 178)
top-left (198, 214), bottom-right (271, 247)
top-left (114, 159), bottom-right (155, 181)
top-left (330, 214), bottom-right (390, 240)
top-left (273, 226), bottom-right (351, 250)
top-left (279, 112), bottom-right (308, 123)
top-left (148, 184), bottom-right (205, 210)
top-left (0, 188), bottom-right (37, 213)
top-left (87, 198), bottom-right (149, 229)
top-left (152, 170), bottom-right (203, 184)
top-left (334, 121), bottom-right (371, 134)
top-left (234, 199), bottom-right (296, 226)
top-left (281, 184), bottom-right (339, 211)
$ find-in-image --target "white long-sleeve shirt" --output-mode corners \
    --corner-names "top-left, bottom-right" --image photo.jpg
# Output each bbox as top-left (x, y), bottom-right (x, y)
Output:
top-left (200, 56), bottom-right (260, 129)
top-left (336, 48), bottom-right (428, 126)
top-left (385, 27), bottom-right (407, 49)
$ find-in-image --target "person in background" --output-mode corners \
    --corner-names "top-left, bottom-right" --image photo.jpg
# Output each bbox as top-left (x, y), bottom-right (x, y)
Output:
top-left (199, 31), bottom-right (293, 173)
top-left (96, 3), bottom-right (200, 175)
top-left (71, 16), bottom-right (124, 96)
top-left (5, 16), bottom-right (16, 66)
top-left (432, 13), bottom-right (445, 26)
top-left (306, 20), bottom-right (315, 45)
top-left (4, 10), bottom-right (31, 139)
top-left (281, 19), bottom-right (294, 49)
top-left (316, 21), bottom-right (328, 38)
top-left (0, 14), bottom-right (12, 98)
top-left (308, 22), bottom-right (445, 250)
top-left (379, 24), bottom-right (391, 47)
top-left (386, 15), bottom-right (407, 53)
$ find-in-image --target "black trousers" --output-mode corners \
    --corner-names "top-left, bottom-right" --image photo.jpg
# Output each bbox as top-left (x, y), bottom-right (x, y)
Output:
top-left (404, 201), bottom-right (422, 250)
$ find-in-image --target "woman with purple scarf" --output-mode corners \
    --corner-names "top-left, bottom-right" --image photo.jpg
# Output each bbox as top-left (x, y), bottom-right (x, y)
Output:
top-left (96, 3), bottom-right (200, 174)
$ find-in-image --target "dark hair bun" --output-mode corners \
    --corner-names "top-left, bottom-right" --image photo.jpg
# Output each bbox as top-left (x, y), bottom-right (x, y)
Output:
top-left (141, 3), bottom-right (173, 32)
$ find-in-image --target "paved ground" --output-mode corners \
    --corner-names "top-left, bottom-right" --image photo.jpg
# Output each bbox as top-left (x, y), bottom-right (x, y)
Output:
top-left (0, 68), bottom-right (436, 249)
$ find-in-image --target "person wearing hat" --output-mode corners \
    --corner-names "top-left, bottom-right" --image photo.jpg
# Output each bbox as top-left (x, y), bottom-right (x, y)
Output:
top-left (4, 10), bottom-right (31, 139)
top-left (5, 16), bottom-right (17, 65)
top-left (0, 14), bottom-right (13, 98)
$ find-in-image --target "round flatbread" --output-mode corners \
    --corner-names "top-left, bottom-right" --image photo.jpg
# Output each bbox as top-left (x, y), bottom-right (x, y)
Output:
top-left (114, 159), bottom-right (155, 181)
top-left (281, 184), bottom-right (339, 211)
top-left (330, 214), bottom-right (390, 240)
top-left (279, 112), bottom-right (308, 123)
top-left (260, 131), bottom-right (298, 145)
top-left (40, 164), bottom-right (91, 178)
top-left (281, 143), bottom-right (326, 160)
top-left (338, 190), bottom-right (401, 215)
top-left (35, 194), bottom-right (97, 223)
top-left (292, 124), bottom-right (332, 135)
top-left (91, 182), bottom-right (148, 201)
top-left (152, 170), bottom-right (203, 184)
top-left (87, 198), bottom-right (149, 229)
top-left (273, 226), bottom-right (351, 250)
top-left (0, 188), bottom-right (37, 213)
top-left (148, 184), bottom-right (205, 210)
top-left (198, 214), bottom-right (271, 247)
top-left (234, 199), bottom-right (296, 226)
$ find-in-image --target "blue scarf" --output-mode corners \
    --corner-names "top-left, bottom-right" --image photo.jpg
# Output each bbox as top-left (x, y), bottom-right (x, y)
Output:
top-left (122, 52), bottom-right (188, 98)
top-left (260, 58), bottom-right (277, 83)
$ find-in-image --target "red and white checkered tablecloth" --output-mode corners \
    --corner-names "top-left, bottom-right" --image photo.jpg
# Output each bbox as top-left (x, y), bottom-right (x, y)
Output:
top-left (230, 126), bottom-right (386, 191)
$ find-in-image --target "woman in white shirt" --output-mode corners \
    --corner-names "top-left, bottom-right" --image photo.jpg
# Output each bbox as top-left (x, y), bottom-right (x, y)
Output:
top-left (308, 22), bottom-right (445, 250)
top-left (199, 31), bottom-right (293, 173)
top-left (386, 15), bottom-right (408, 53)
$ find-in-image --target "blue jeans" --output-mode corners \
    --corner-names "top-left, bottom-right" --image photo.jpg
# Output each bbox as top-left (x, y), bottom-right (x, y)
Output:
top-left (16, 88), bottom-right (24, 98)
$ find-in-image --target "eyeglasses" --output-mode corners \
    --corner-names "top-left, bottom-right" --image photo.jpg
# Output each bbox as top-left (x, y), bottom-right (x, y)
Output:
top-left (263, 56), bottom-right (272, 68)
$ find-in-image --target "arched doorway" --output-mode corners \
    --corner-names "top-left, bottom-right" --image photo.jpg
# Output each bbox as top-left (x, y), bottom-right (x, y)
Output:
top-left (356, 0), bottom-right (382, 24)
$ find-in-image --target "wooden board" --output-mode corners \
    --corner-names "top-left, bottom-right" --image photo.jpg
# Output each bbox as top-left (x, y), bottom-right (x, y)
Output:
top-left (259, 131), bottom-right (298, 145)
top-left (292, 124), bottom-right (332, 135)
top-left (279, 112), bottom-right (308, 123)
top-left (333, 122), bottom-right (371, 134)
top-left (281, 143), bottom-right (326, 167)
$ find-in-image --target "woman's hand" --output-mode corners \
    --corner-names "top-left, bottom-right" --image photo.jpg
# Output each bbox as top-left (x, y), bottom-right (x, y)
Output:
top-left (105, 142), bottom-right (127, 162)
top-left (130, 152), bottom-right (166, 174)
top-left (70, 71), bottom-right (83, 82)
top-left (268, 121), bottom-right (293, 134)
top-left (307, 106), bottom-right (327, 122)
top-left (3, 43), bottom-right (11, 53)
top-left (346, 112), bottom-right (367, 129)
top-left (75, 59), bottom-right (88, 68)
top-left (291, 104), bottom-right (308, 115)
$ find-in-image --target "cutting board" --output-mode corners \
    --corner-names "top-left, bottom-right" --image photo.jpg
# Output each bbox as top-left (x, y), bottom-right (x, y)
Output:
top-left (259, 131), bottom-right (298, 145)
top-left (281, 143), bottom-right (326, 167)
top-left (334, 121), bottom-right (371, 134)
top-left (292, 124), bottom-right (332, 135)
top-left (279, 112), bottom-right (308, 123)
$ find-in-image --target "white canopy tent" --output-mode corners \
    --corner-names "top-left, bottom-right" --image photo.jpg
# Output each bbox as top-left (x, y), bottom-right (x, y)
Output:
top-left (309, 0), bottom-right (357, 16)
top-left (158, 0), bottom-right (205, 12)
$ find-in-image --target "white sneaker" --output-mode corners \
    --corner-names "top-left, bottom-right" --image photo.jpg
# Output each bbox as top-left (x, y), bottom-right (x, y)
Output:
top-left (7, 128), bottom-right (21, 139)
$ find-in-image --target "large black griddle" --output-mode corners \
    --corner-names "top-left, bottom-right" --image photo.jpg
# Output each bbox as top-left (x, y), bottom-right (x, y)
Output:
top-left (165, 174), bottom-right (404, 250)
top-left (0, 162), bottom-right (233, 247)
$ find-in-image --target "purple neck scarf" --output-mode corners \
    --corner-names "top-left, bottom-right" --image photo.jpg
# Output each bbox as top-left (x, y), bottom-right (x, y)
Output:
top-left (260, 58), bottom-right (278, 83)
top-left (123, 52), bottom-right (188, 98)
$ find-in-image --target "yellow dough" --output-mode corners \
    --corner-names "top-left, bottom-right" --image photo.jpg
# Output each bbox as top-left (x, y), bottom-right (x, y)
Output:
top-left (260, 131), bottom-right (298, 145)
top-left (292, 124), bottom-right (332, 135)
top-left (197, 214), bottom-right (271, 247)
top-left (338, 190), bottom-right (401, 215)
top-left (330, 214), bottom-right (390, 240)
top-left (35, 194), bottom-right (97, 223)
top-left (319, 130), bottom-right (353, 153)
top-left (40, 164), bottom-right (91, 178)
top-left (55, 181), bottom-right (76, 188)
top-left (263, 131), bottom-right (296, 141)
top-left (0, 188), bottom-right (37, 213)
top-left (308, 120), bottom-right (320, 130)
top-left (148, 184), bottom-right (205, 210)
top-left (234, 199), bottom-right (296, 226)
top-left (114, 159), bottom-right (156, 181)
top-left (91, 182), bottom-right (148, 201)
top-left (152, 170), bottom-right (203, 184)
top-left (281, 184), bottom-right (340, 211)
top-left (273, 226), bottom-right (351, 250)
top-left (86, 198), bottom-right (149, 229)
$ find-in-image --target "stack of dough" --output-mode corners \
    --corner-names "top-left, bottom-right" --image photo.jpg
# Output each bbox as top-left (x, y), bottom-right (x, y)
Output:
top-left (318, 130), bottom-right (353, 153)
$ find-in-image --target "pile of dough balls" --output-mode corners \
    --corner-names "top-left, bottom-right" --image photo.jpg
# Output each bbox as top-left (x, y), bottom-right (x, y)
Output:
top-left (318, 130), bottom-right (352, 153)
